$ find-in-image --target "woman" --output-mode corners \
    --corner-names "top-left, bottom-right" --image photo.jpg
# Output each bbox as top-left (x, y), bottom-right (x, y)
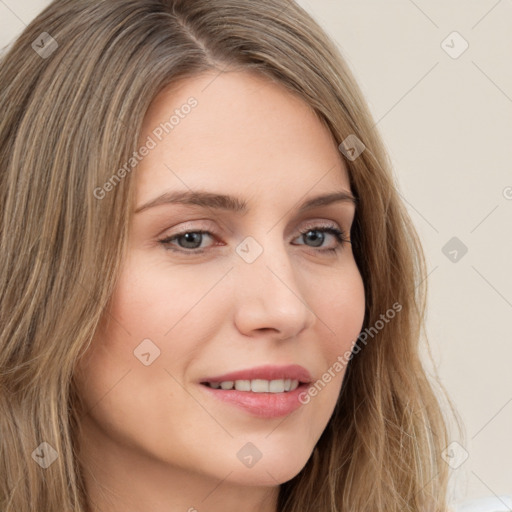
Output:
top-left (0, 0), bottom-right (463, 510)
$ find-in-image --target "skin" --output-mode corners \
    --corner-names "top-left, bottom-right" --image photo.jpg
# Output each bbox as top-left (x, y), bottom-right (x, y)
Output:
top-left (74, 70), bottom-right (366, 512)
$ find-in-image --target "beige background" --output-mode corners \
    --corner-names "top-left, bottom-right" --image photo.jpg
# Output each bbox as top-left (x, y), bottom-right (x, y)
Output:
top-left (1, 0), bottom-right (511, 506)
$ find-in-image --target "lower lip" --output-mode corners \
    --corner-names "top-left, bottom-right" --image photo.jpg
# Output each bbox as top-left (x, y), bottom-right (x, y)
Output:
top-left (199, 383), bottom-right (310, 418)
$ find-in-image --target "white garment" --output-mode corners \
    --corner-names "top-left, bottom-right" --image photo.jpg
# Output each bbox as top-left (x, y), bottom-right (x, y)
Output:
top-left (451, 495), bottom-right (512, 512)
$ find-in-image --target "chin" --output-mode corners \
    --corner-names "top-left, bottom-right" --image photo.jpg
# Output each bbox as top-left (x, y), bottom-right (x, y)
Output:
top-left (226, 442), bottom-right (313, 486)
top-left (228, 462), bottom-right (307, 487)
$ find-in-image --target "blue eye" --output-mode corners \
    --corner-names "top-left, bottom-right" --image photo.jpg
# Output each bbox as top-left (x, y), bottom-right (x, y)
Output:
top-left (158, 225), bottom-right (350, 255)
top-left (159, 230), bottom-right (214, 253)
top-left (295, 226), bottom-right (349, 253)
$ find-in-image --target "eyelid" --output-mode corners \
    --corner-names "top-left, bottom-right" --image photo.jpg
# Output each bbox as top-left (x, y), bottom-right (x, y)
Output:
top-left (158, 218), bottom-right (348, 241)
top-left (156, 219), bottom-right (216, 238)
top-left (299, 219), bottom-right (342, 231)
top-left (157, 218), bottom-right (350, 255)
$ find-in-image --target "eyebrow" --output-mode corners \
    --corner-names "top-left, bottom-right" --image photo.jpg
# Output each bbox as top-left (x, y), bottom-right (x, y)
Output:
top-left (134, 189), bottom-right (357, 214)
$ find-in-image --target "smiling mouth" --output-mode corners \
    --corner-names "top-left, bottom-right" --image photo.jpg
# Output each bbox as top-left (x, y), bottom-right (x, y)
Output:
top-left (200, 378), bottom-right (303, 393)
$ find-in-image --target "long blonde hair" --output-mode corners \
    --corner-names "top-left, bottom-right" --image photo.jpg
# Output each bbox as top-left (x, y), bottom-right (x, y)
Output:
top-left (0, 0), bottom-right (464, 510)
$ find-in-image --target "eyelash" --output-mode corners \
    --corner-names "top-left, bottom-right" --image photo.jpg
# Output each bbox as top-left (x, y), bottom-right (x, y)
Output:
top-left (158, 224), bottom-right (350, 255)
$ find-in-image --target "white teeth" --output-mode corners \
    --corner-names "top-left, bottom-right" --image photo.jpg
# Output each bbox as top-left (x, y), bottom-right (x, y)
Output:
top-left (234, 380), bottom-right (251, 391)
top-left (207, 378), bottom-right (301, 393)
top-left (269, 379), bottom-right (285, 393)
top-left (251, 379), bottom-right (269, 392)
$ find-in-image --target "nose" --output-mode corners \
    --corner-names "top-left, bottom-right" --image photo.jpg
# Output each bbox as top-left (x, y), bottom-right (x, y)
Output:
top-left (231, 234), bottom-right (316, 340)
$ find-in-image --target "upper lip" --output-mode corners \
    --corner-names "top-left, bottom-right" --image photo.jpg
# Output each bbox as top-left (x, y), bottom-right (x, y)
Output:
top-left (200, 364), bottom-right (312, 384)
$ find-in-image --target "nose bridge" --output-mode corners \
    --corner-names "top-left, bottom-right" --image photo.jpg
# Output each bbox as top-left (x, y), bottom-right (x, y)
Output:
top-left (235, 230), bottom-right (297, 294)
top-left (231, 229), bottom-right (314, 335)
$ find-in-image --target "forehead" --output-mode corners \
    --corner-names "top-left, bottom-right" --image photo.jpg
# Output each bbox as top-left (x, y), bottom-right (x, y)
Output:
top-left (136, 70), bottom-right (351, 206)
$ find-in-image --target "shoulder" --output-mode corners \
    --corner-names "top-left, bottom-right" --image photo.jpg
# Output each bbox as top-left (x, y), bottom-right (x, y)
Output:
top-left (450, 496), bottom-right (512, 512)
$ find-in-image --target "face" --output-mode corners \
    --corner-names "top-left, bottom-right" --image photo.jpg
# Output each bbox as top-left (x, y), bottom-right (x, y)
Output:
top-left (75, 70), bottom-right (365, 500)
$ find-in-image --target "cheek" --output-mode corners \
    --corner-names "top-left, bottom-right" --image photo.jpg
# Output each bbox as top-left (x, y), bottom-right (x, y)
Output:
top-left (318, 264), bottom-right (366, 350)
top-left (75, 254), bottom-right (223, 409)
top-left (72, 257), bottom-right (168, 412)
top-left (108, 251), bottom-right (229, 339)
top-left (296, 264), bottom-right (365, 412)
top-left (323, 269), bottom-right (365, 380)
